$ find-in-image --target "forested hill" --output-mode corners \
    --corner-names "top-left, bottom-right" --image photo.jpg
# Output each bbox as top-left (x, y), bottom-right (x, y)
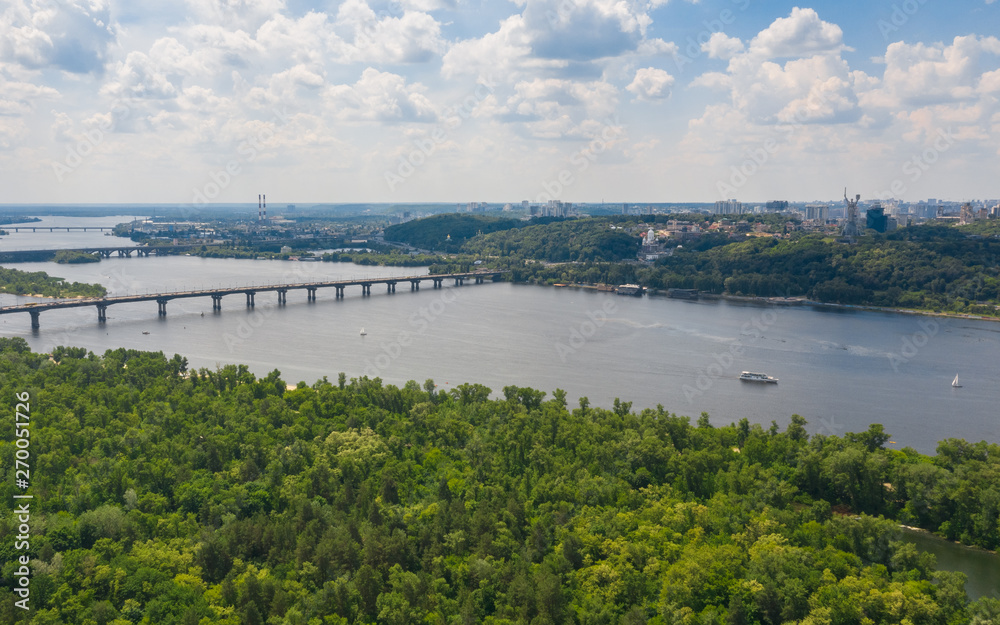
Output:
top-left (384, 214), bottom-right (524, 252)
top-left (410, 213), bottom-right (1000, 314)
top-left (2, 340), bottom-right (999, 624)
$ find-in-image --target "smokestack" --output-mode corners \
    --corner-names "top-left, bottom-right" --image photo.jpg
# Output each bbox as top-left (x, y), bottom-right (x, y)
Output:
top-left (258, 194), bottom-right (262, 221)
top-left (263, 194), bottom-right (266, 221)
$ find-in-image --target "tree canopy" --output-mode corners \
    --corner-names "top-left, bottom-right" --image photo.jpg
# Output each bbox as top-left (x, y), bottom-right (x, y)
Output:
top-left (1, 341), bottom-right (998, 624)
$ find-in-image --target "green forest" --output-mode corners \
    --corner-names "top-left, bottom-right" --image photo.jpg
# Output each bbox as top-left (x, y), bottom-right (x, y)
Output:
top-left (0, 267), bottom-right (106, 298)
top-left (394, 214), bottom-right (1000, 315)
top-left (2, 340), bottom-right (999, 624)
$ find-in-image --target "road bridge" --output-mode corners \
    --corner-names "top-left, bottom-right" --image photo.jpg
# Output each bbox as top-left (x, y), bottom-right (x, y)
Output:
top-left (0, 271), bottom-right (505, 329)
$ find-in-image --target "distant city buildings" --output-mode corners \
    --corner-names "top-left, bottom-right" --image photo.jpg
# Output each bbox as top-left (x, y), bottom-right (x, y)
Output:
top-left (803, 204), bottom-right (828, 221)
top-left (866, 203), bottom-right (888, 233)
top-left (714, 199), bottom-right (744, 215)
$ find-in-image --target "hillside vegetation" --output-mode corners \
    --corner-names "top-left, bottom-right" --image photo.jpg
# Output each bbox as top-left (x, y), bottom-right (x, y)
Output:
top-left (399, 213), bottom-right (1000, 314)
top-left (1, 340), bottom-right (999, 624)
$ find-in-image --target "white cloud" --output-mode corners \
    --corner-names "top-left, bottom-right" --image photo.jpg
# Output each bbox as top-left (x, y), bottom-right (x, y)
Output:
top-left (701, 33), bottom-right (744, 60)
top-left (183, 0), bottom-right (286, 30)
top-left (747, 7), bottom-right (845, 59)
top-left (336, 0), bottom-right (445, 64)
top-left (256, 12), bottom-right (341, 65)
top-left (325, 68), bottom-right (436, 122)
top-left (879, 36), bottom-right (1000, 106)
top-left (626, 67), bottom-right (674, 101)
top-left (0, 0), bottom-right (118, 74)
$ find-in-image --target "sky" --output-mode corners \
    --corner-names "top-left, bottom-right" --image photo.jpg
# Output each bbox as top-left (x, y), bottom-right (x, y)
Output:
top-left (0, 0), bottom-right (998, 205)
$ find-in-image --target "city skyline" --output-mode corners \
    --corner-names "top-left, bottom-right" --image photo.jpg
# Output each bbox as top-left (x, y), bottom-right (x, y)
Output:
top-left (1, 0), bottom-right (999, 204)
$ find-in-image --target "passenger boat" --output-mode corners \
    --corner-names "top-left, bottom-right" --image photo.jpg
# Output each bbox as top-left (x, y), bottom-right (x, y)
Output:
top-left (739, 371), bottom-right (778, 384)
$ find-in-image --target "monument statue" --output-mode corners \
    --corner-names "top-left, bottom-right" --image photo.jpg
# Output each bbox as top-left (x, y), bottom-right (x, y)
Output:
top-left (842, 188), bottom-right (860, 238)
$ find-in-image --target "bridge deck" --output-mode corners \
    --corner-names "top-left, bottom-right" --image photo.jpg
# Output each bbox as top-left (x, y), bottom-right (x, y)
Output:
top-left (0, 272), bottom-right (503, 326)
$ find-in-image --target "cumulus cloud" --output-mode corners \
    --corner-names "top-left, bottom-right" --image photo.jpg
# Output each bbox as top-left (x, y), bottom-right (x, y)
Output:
top-left (0, 0), bottom-right (118, 74)
top-left (325, 68), bottom-right (436, 122)
top-left (701, 33), bottom-right (744, 60)
top-left (878, 35), bottom-right (1000, 106)
top-left (626, 67), bottom-right (674, 101)
top-left (183, 0), bottom-right (286, 30)
top-left (747, 7), bottom-right (845, 59)
top-left (443, 0), bottom-right (667, 79)
top-left (336, 0), bottom-right (445, 64)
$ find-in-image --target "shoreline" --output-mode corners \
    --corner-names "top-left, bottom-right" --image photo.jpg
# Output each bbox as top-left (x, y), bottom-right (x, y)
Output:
top-left (899, 524), bottom-right (999, 556)
top-left (544, 281), bottom-right (1000, 323)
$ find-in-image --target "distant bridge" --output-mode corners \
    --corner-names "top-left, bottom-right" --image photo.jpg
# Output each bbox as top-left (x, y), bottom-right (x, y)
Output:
top-left (0, 237), bottom-right (348, 263)
top-left (5, 226), bottom-right (114, 232)
top-left (0, 245), bottom-right (198, 263)
top-left (0, 271), bottom-right (505, 329)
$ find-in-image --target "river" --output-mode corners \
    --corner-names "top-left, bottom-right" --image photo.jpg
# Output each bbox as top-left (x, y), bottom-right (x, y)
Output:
top-left (2, 253), bottom-right (999, 454)
top-left (900, 529), bottom-right (1000, 601)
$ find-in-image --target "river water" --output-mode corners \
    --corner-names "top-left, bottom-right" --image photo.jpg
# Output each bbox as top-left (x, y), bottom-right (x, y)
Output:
top-left (2, 253), bottom-right (999, 454)
top-left (3, 218), bottom-right (1000, 596)
top-left (900, 529), bottom-right (1000, 601)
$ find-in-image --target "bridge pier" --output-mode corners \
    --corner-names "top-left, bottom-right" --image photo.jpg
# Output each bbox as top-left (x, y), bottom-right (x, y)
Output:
top-left (454, 277), bottom-right (464, 286)
top-left (246, 292), bottom-right (256, 308)
top-left (97, 305), bottom-right (107, 323)
top-left (386, 281), bottom-right (396, 293)
top-left (29, 311), bottom-right (40, 329)
top-left (277, 289), bottom-right (287, 305)
top-left (212, 295), bottom-right (223, 311)
top-left (410, 280), bottom-right (420, 290)
top-left (101, 250), bottom-right (112, 258)
top-left (361, 284), bottom-right (372, 296)
top-left (433, 278), bottom-right (443, 288)
top-left (307, 287), bottom-right (317, 301)
top-left (157, 299), bottom-right (168, 316)
top-left (475, 276), bottom-right (484, 284)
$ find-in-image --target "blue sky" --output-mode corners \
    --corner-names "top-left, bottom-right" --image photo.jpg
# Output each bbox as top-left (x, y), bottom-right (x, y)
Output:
top-left (1, 0), bottom-right (998, 205)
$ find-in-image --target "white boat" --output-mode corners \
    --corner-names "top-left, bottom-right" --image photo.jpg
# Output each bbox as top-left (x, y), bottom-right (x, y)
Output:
top-left (360, 328), bottom-right (366, 336)
top-left (739, 371), bottom-right (778, 384)
top-left (952, 374), bottom-right (961, 388)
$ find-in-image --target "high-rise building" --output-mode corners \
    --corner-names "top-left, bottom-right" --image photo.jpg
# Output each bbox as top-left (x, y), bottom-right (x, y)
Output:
top-left (866, 203), bottom-right (888, 233)
top-left (803, 204), bottom-right (828, 221)
top-left (714, 199), bottom-right (743, 215)
top-left (765, 200), bottom-right (789, 211)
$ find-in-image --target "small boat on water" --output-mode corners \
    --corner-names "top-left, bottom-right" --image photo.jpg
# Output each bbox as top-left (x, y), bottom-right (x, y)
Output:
top-left (740, 371), bottom-right (778, 384)
top-left (360, 328), bottom-right (366, 336)
top-left (142, 331), bottom-right (150, 335)
top-left (952, 374), bottom-right (962, 388)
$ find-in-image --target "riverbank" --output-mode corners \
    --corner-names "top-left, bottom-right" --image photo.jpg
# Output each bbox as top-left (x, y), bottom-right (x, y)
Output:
top-left (542, 281), bottom-right (1000, 322)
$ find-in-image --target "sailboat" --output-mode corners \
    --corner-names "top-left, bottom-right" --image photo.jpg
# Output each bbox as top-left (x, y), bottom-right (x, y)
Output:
top-left (360, 328), bottom-right (366, 336)
top-left (952, 374), bottom-right (962, 388)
